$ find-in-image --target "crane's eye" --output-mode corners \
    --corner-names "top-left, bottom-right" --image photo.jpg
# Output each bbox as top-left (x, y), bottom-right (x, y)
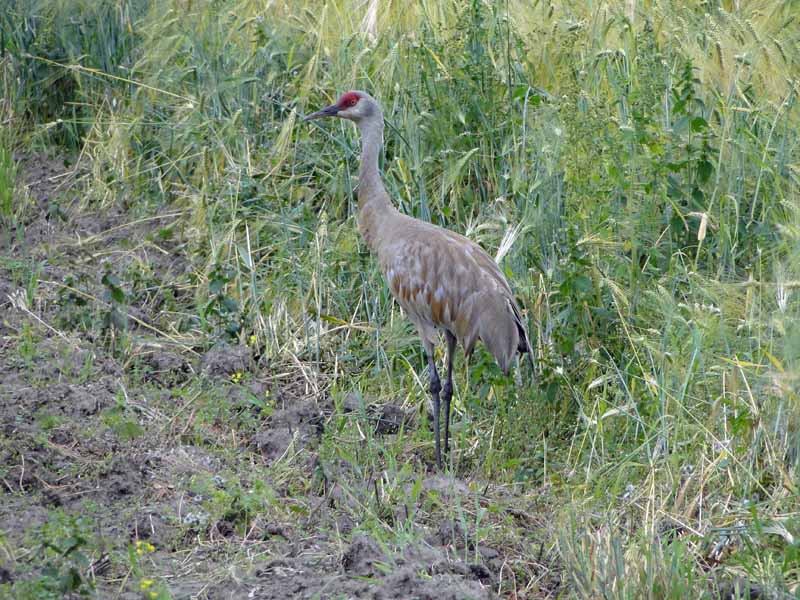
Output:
top-left (346, 97), bottom-right (358, 107)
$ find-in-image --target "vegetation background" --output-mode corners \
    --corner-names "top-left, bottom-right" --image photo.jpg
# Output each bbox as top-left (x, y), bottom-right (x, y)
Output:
top-left (0, 0), bottom-right (798, 598)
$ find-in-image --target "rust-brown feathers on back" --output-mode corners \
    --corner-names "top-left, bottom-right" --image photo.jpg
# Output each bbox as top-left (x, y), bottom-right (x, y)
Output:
top-left (375, 213), bottom-right (529, 374)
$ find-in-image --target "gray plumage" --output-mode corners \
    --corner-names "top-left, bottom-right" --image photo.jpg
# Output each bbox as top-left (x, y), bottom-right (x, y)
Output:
top-left (306, 90), bottom-right (531, 467)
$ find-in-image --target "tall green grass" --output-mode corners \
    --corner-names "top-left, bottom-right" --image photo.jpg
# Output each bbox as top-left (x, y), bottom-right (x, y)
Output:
top-left (2, 0), bottom-right (799, 595)
top-left (0, 144), bottom-right (14, 223)
top-left (1, 0), bottom-right (147, 148)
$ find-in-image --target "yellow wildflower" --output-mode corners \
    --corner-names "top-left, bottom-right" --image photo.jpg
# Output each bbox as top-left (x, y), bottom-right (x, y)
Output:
top-left (135, 540), bottom-right (156, 555)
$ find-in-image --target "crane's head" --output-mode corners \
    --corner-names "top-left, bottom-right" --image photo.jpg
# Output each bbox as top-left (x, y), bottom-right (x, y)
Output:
top-left (303, 91), bottom-right (380, 124)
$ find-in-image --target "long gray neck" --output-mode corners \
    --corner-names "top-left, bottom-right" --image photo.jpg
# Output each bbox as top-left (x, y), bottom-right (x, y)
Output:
top-left (357, 115), bottom-right (390, 209)
top-left (355, 113), bottom-right (395, 250)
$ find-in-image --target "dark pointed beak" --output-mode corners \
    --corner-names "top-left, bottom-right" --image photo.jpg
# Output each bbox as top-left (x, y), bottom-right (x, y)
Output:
top-left (303, 104), bottom-right (340, 121)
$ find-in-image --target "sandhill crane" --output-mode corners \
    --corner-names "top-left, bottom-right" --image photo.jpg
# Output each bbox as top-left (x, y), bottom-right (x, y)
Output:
top-left (305, 91), bottom-right (531, 468)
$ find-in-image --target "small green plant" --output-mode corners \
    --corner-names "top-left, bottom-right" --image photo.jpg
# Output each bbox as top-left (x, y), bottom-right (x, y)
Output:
top-left (55, 275), bottom-right (94, 331)
top-left (198, 476), bottom-right (277, 537)
top-left (8, 512), bottom-right (95, 599)
top-left (101, 267), bottom-right (128, 332)
top-left (18, 321), bottom-right (38, 366)
top-left (102, 390), bottom-right (144, 441)
top-left (203, 264), bottom-right (243, 339)
top-left (0, 141), bottom-right (14, 222)
top-left (34, 410), bottom-right (64, 431)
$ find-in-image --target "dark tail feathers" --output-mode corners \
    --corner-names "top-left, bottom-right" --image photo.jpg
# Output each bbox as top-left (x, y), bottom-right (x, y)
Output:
top-left (510, 301), bottom-right (535, 374)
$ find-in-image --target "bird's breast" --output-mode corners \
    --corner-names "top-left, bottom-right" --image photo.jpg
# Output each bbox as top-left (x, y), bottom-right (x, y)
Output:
top-left (356, 209), bottom-right (377, 251)
top-left (385, 264), bottom-right (463, 332)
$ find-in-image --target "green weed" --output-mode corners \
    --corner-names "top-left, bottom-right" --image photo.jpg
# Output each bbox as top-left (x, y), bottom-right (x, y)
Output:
top-left (5, 512), bottom-right (96, 599)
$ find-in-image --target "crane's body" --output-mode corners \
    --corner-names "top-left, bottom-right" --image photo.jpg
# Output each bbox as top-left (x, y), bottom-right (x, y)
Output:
top-left (371, 214), bottom-right (528, 372)
top-left (306, 91), bottom-right (531, 467)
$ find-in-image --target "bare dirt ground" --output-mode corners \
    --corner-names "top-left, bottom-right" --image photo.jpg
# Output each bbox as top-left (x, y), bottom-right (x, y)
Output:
top-left (0, 154), bottom-right (559, 598)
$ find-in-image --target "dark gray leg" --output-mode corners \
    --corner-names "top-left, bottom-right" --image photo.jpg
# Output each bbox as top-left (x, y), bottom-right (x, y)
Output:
top-left (442, 331), bottom-right (456, 458)
top-left (424, 340), bottom-right (442, 468)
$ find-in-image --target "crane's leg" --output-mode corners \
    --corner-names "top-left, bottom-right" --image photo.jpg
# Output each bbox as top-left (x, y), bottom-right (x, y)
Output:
top-left (442, 331), bottom-right (457, 458)
top-left (423, 339), bottom-right (442, 468)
